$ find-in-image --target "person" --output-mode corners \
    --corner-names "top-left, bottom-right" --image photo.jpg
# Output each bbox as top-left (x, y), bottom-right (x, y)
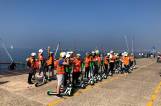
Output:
top-left (9, 61), bottom-right (16, 70)
top-left (38, 49), bottom-right (45, 75)
top-left (26, 52), bottom-right (37, 84)
top-left (46, 51), bottom-right (54, 80)
top-left (122, 52), bottom-right (130, 73)
top-left (129, 53), bottom-right (135, 69)
top-left (73, 54), bottom-right (81, 85)
top-left (93, 50), bottom-right (100, 76)
top-left (84, 52), bottom-right (91, 79)
top-left (104, 53), bottom-right (109, 75)
top-left (56, 52), bottom-right (68, 97)
top-left (109, 51), bottom-right (116, 76)
top-left (64, 51), bottom-right (73, 86)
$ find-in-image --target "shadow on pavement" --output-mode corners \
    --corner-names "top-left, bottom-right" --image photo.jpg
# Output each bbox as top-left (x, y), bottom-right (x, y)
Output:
top-left (0, 81), bottom-right (9, 85)
top-left (0, 70), bottom-right (27, 78)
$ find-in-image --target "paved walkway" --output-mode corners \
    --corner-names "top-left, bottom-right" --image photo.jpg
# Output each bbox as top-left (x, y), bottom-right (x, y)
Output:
top-left (0, 58), bottom-right (161, 106)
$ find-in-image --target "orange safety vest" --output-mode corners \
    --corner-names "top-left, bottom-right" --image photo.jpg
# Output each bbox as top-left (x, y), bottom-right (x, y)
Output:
top-left (29, 58), bottom-right (38, 69)
top-left (104, 56), bottom-right (109, 65)
top-left (46, 56), bottom-right (54, 66)
top-left (73, 58), bottom-right (81, 72)
top-left (85, 57), bottom-right (91, 68)
top-left (97, 56), bottom-right (101, 64)
top-left (54, 60), bottom-right (59, 70)
top-left (123, 56), bottom-right (130, 65)
top-left (56, 59), bottom-right (65, 75)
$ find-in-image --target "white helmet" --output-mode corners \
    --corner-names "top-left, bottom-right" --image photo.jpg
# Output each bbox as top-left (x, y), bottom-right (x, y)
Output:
top-left (68, 51), bottom-right (73, 54)
top-left (38, 49), bottom-right (43, 53)
top-left (66, 51), bottom-right (73, 56)
top-left (125, 53), bottom-right (128, 56)
top-left (115, 53), bottom-right (119, 56)
top-left (92, 51), bottom-right (95, 54)
top-left (122, 52), bottom-right (125, 56)
top-left (95, 50), bottom-right (99, 54)
top-left (77, 54), bottom-right (81, 57)
top-left (60, 52), bottom-right (66, 58)
top-left (107, 53), bottom-right (110, 56)
top-left (66, 53), bottom-right (71, 58)
top-left (110, 50), bottom-right (114, 54)
top-left (31, 52), bottom-right (36, 57)
top-left (123, 51), bottom-right (128, 56)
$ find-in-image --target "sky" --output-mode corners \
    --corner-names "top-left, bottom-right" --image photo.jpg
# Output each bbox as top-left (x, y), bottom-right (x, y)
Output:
top-left (0, 0), bottom-right (161, 51)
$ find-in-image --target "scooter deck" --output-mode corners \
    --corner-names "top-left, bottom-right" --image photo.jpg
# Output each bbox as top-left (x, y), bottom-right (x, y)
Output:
top-left (47, 91), bottom-right (58, 95)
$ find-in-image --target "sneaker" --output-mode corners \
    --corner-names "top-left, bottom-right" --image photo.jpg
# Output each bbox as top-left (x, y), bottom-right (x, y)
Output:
top-left (28, 82), bottom-right (34, 85)
top-left (56, 94), bottom-right (62, 97)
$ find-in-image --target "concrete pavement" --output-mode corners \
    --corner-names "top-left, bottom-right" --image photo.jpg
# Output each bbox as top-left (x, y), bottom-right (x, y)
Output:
top-left (0, 58), bottom-right (161, 106)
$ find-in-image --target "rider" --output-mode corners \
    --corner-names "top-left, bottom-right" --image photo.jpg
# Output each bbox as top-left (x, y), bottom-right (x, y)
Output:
top-left (73, 54), bottom-right (81, 85)
top-left (93, 50), bottom-right (101, 76)
top-left (122, 52), bottom-right (130, 73)
top-left (26, 52), bottom-right (37, 84)
top-left (38, 49), bottom-right (45, 75)
top-left (104, 53), bottom-right (109, 75)
top-left (109, 51), bottom-right (116, 76)
top-left (46, 51), bottom-right (54, 79)
top-left (64, 51), bottom-right (73, 86)
top-left (129, 53), bottom-right (135, 69)
top-left (84, 52), bottom-right (91, 79)
top-left (56, 52), bottom-right (68, 96)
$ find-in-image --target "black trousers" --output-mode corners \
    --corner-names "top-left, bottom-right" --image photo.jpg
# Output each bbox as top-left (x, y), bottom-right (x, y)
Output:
top-left (93, 65), bottom-right (99, 76)
top-left (109, 62), bottom-right (115, 75)
top-left (124, 65), bottom-right (130, 73)
top-left (104, 64), bottom-right (109, 75)
top-left (28, 72), bottom-right (34, 84)
top-left (85, 67), bottom-right (90, 78)
top-left (73, 72), bottom-right (80, 85)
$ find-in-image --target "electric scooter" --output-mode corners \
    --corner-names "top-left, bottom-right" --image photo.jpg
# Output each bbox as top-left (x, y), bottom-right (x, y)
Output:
top-left (35, 74), bottom-right (47, 87)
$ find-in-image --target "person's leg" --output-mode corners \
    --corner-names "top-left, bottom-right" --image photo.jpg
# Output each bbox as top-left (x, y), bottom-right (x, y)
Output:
top-left (96, 65), bottom-right (99, 75)
top-left (48, 66), bottom-right (51, 79)
top-left (57, 74), bottom-right (64, 95)
top-left (28, 68), bottom-right (34, 84)
top-left (93, 65), bottom-right (98, 76)
top-left (85, 67), bottom-right (89, 79)
top-left (104, 64), bottom-right (108, 75)
top-left (64, 73), bottom-right (67, 87)
top-left (109, 63), bottom-right (113, 75)
top-left (85, 67), bottom-right (87, 78)
top-left (72, 72), bottom-right (76, 85)
top-left (111, 63), bottom-right (115, 76)
top-left (124, 65), bottom-right (128, 73)
top-left (76, 72), bottom-right (80, 83)
top-left (32, 69), bottom-right (36, 80)
top-left (28, 73), bottom-right (33, 84)
top-left (127, 65), bottom-right (130, 73)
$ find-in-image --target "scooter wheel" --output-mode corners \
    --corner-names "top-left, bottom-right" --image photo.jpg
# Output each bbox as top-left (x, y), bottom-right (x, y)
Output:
top-left (90, 80), bottom-right (94, 85)
top-left (35, 83), bottom-right (39, 87)
top-left (47, 91), bottom-right (51, 95)
top-left (94, 79), bottom-right (97, 83)
top-left (81, 84), bottom-right (86, 89)
top-left (98, 77), bottom-right (102, 81)
top-left (104, 75), bottom-right (107, 79)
